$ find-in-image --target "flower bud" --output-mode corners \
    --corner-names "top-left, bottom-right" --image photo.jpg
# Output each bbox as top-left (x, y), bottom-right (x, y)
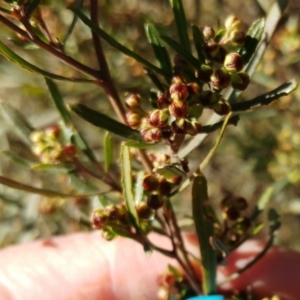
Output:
top-left (30, 131), bottom-right (45, 144)
top-left (203, 40), bottom-right (219, 58)
top-left (230, 72), bottom-right (250, 91)
top-left (143, 174), bottom-right (159, 192)
top-left (235, 197), bottom-right (248, 210)
top-left (157, 94), bottom-right (170, 109)
top-left (186, 120), bottom-right (202, 136)
top-left (126, 110), bottom-right (142, 128)
top-left (224, 53), bottom-right (243, 72)
top-left (148, 109), bottom-right (169, 128)
top-left (202, 26), bottom-right (215, 40)
top-left (137, 202), bottom-right (154, 219)
top-left (225, 15), bottom-right (242, 30)
top-left (196, 64), bottom-right (213, 83)
top-left (161, 127), bottom-right (173, 139)
top-left (170, 118), bottom-right (186, 134)
top-left (223, 205), bottom-right (240, 221)
top-left (213, 99), bottom-right (231, 115)
top-left (187, 82), bottom-right (201, 101)
top-left (125, 94), bottom-right (141, 108)
top-left (141, 127), bottom-right (162, 142)
top-left (210, 67), bottom-right (231, 90)
top-left (91, 209), bottom-right (107, 229)
top-left (158, 179), bottom-right (172, 196)
top-left (147, 194), bottom-right (164, 210)
top-left (169, 100), bottom-right (189, 118)
top-left (45, 125), bottom-right (60, 139)
top-left (230, 30), bottom-right (246, 46)
top-left (169, 83), bottom-right (189, 102)
top-left (62, 144), bottom-right (77, 158)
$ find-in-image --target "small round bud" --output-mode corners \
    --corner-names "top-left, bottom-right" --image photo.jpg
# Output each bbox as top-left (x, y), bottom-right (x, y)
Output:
top-left (137, 202), bottom-right (154, 219)
top-left (202, 26), bottom-right (215, 40)
top-left (213, 99), bottom-right (231, 115)
top-left (235, 197), bottom-right (248, 211)
top-left (230, 30), bottom-right (246, 46)
top-left (147, 194), bottom-right (164, 210)
top-left (225, 15), bottom-right (242, 30)
top-left (170, 118), bottom-right (187, 134)
top-left (62, 144), bottom-right (77, 158)
top-left (230, 72), bottom-right (250, 91)
top-left (30, 131), bottom-right (45, 144)
top-left (141, 127), bottom-right (162, 143)
top-left (186, 120), bottom-right (202, 136)
top-left (126, 110), bottom-right (142, 128)
top-left (210, 67), bottom-right (231, 90)
top-left (196, 64), bottom-right (213, 83)
top-left (203, 41), bottom-right (219, 58)
top-left (91, 209), bottom-right (107, 229)
top-left (224, 53), bottom-right (244, 72)
top-left (157, 94), bottom-right (170, 109)
top-left (158, 179), bottom-right (172, 196)
top-left (171, 75), bottom-right (184, 84)
top-left (223, 205), bottom-right (240, 221)
top-left (148, 109), bottom-right (169, 128)
top-left (125, 94), bottom-right (141, 108)
top-left (45, 125), bottom-right (60, 139)
top-left (169, 83), bottom-right (189, 102)
top-left (169, 100), bottom-right (189, 118)
top-left (143, 174), bottom-right (159, 192)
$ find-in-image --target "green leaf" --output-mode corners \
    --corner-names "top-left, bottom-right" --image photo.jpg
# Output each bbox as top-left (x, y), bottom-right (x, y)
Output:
top-left (0, 103), bottom-right (33, 144)
top-left (31, 163), bottom-right (74, 173)
top-left (63, 0), bottom-right (84, 45)
top-left (192, 173), bottom-right (217, 294)
top-left (191, 25), bottom-right (205, 64)
top-left (251, 186), bottom-right (274, 221)
top-left (0, 175), bottom-right (107, 198)
top-left (26, 0), bottom-right (40, 16)
top-left (239, 18), bottom-right (265, 65)
top-left (120, 144), bottom-right (140, 227)
top-left (268, 208), bottom-right (281, 232)
top-left (70, 104), bottom-right (143, 142)
top-left (145, 24), bottom-right (172, 80)
top-left (232, 80), bottom-right (298, 112)
top-left (124, 140), bottom-right (156, 149)
top-left (1, 150), bottom-right (34, 168)
top-left (134, 171), bottom-right (144, 205)
top-left (144, 69), bottom-right (166, 92)
top-left (45, 78), bottom-right (72, 125)
top-left (160, 35), bottom-right (199, 68)
top-left (169, 0), bottom-right (191, 52)
top-left (103, 132), bottom-right (113, 172)
top-left (45, 78), bottom-right (98, 162)
top-left (69, 7), bottom-right (166, 77)
top-left (154, 163), bottom-right (186, 179)
top-left (0, 41), bottom-right (93, 82)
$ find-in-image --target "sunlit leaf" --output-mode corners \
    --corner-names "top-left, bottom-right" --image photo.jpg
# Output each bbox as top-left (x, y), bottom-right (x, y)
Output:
top-left (239, 18), bottom-right (265, 65)
top-left (70, 104), bottom-right (143, 142)
top-left (120, 144), bottom-right (140, 227)
top-left (0, 41), bottom-right (92, 82)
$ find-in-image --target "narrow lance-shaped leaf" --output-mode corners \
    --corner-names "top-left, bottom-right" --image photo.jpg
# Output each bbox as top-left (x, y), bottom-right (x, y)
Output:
top-left (169, 0), bottom-right (191, 52)
top-left (103, 132), bottom-right (113, 172)
top-left (26, 0), bottom-right (40, 16)
top-left (0, 175), bottom-right (107, 198)
top-left (192, 172), bottom-right (217, 295)
top-left (120, 144), bottom-right (140, 227)
top-left (134, 171), bottom-right (144, 205)
top-left (1, 151), bottom-right (34, 168)
top-left (231, 80), bottom-right (298, 112)
top-left (63, 0), bottom-right (84, 45)
top-left (0, 41), bottom-right (93, 82)
top-left (192, 25), bottom-right (205, 64)
top-left (70, 104), bottom-right (143, 142)
top-left (145, 24), bottom-right (173, 80)
top-left (0, 103), bottom-right (33, 144)
top-left (239, 18), bottom-right (265, 65)
top-left (69, 7), bottom-right (167, 77)
top-left (45, 78), bottom-right (97, 162)
top-left (160, 35), bottom-right (199, 68)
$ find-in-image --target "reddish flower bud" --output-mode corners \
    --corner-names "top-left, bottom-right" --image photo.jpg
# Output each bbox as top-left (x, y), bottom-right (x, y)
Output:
top-left (45, 125), bottom-right (60, 139)
top-left (169, 83), bottom-right (189, 102)
top-left (137, 202), bottom-right (154, 219)
top-left (210, 67), bottom-right (231, 90)
top-left (202, 26), bottom-right (215, 40)
top-left (126, 110), bottom-right (142, 128)
top-left (91, 209), bottom-right (107, 229)
top-left (148, 109), bottom-right (169, 128)
top-left (125, 94), bottom-right (141, 108)
top-left (203, 40), bottom-right (219, 58)
top-left (62, 144), bottom-right (77, 158)
top-left (171, 75), bottom-right (184, 84)
top-left (230, 72), bottom-right (250, 91)
top-left (196, 64), bottom-right (213, 83)
top-left (157, 94), bottom-right (170, 109)
top-left (147, 194), bottom-right (164, 210)
top-left (213, 99), bottom-right (231, 115)
top-left (235, 197), bottom-right (248, 210)
top-left (224, 53), bottom-right (244, 72)
top-left (225, 16), bottom-right (242, 30)
top-left (158, 179), bottom-right (172, 196)
top-left (169, 100), bottom-right (189, 118)
top-left (230, 30), bottom-right (246, 46)
top-left (223, 205), bottom-right (240, 221)
top-left (170, 118), bottom-right (187, 134)
top-left (186, 120), bottom-right (202, 136)
top-left (141, 127), bottom-right (162, 142)
top-left (143, 174), bottom-right (159, 192)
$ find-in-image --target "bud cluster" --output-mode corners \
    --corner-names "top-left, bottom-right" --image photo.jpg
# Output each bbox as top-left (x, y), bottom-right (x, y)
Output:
top-left (91, 202), bottom-right (154, 240)
top-left (30, 125), bottom-right (77, 164)
top-left (218, 196), bottom-right (253, 249)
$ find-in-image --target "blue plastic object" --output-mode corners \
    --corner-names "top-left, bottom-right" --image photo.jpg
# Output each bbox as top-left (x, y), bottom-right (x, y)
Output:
top-left (186, 295), bottom-right (224, 300)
